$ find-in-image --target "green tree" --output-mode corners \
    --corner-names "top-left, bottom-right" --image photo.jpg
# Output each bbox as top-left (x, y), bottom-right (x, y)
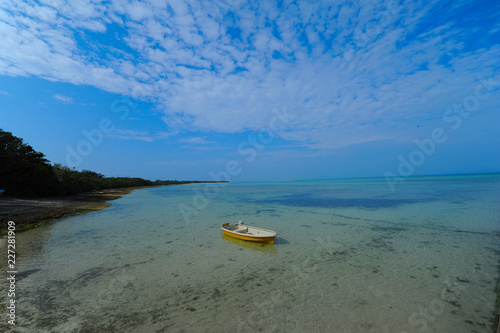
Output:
top-left (0, 129), bottom-right (57, 196)
top-left (0, 129), bottom-right (221, 197)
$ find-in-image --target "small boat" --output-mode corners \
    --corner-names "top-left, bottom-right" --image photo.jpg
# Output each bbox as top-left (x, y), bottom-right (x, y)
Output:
top-left (221, 221), bottom-right (277, 244)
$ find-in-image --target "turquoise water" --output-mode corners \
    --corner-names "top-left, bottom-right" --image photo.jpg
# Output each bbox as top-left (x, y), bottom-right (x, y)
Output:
top-left (1, 174), bottom-right (500, 332)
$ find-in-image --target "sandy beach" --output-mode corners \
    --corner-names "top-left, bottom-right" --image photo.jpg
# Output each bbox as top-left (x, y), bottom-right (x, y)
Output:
top-left (0, 187), bottom-right (149, 233)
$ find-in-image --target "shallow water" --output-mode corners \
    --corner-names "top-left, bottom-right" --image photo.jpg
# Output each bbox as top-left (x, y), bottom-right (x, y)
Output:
top-left (1, 174), bottom-right (500, 332)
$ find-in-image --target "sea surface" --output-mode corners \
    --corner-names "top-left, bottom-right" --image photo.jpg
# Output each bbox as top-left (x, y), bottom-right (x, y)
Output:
top-left (1, 174), bottom-right (500, 332)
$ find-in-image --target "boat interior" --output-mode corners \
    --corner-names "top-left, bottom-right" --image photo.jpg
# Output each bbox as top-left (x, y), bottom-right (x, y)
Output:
top-left (223, 223), bottom-right (250, 234)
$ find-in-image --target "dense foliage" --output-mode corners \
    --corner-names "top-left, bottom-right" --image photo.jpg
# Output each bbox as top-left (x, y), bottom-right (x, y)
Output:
top-left (0, 129), bottom-right (214, 197)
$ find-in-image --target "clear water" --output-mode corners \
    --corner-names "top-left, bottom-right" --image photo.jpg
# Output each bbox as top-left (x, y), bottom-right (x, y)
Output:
top-left (1, 174), bottom-right (500, 332)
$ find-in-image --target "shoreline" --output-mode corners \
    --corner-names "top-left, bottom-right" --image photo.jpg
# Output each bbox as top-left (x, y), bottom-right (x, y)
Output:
top-left (0, 182), bottom-right (228, 234)
top-left (0, 185), bottom-right (155, 234)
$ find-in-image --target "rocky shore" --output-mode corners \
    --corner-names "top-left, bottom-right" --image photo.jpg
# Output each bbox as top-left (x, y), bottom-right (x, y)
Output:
top-left (0, 187), bottom-right (148, 233)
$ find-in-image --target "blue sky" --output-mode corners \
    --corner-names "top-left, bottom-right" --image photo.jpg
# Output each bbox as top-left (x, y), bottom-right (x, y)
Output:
top-left (0, 0), bottom-right (499, 182)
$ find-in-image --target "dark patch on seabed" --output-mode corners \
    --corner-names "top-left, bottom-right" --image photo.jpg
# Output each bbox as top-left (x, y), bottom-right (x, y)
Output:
top-left (17, 266), bottom-right (113, 330)
top-left (370, 225), bottom-right (407, 233)
top-left (256, 208), bottom-right (280, 216)
top-left (18, 279), bottom-right (78, 329)
top-left (16, 268), bottom-right (41, 280)
top-left (254, 193), bottom-right (429, 208)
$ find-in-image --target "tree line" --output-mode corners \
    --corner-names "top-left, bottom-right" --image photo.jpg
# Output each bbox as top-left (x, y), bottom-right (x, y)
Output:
top-left (0, 129), bottom-right (219, 197)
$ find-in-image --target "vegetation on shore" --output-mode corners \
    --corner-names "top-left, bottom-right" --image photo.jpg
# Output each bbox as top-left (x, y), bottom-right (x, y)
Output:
top-left (0, 129), bottom-right (224, 198)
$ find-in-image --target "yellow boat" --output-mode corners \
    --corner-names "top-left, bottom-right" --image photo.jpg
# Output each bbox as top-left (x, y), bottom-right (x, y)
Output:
top-left (222, 235), bottom-right (278, 255)
top-left (221, 221), bottom-right (277, 244)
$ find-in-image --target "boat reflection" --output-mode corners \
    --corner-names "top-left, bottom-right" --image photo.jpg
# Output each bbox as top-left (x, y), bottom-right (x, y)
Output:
top-left (222, 234), bottom-right (278, 255)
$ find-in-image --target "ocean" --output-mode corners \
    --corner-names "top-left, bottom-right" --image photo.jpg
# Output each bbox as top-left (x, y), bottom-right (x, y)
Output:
top-left (1, 174), bottom-right (500, 332)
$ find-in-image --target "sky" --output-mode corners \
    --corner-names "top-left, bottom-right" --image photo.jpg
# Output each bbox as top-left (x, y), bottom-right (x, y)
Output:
top-left (0, 0), bottom-right (499, 182)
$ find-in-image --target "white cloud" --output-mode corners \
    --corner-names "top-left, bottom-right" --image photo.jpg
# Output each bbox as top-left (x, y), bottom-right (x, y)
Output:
top-left (179, 137), bottom-right (214, 145)
top-left (0, 0), bottom-right (498, 151)
top-left (107, 129), bottom-right (173, 142)
top-left (53, 94), bottom-right (73, 103)
top-left (107, 129), bottom-right (154, 142)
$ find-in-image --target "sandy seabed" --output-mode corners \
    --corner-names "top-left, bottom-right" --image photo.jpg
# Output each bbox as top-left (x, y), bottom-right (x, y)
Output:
top-left (1, 179), bottom-right (499, 332)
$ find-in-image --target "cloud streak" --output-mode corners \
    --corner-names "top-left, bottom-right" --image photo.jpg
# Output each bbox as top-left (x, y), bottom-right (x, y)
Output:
top-left (53, 93), bottom-right (74, 104)
top-left (107, 129), bottom-right (171, 142)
